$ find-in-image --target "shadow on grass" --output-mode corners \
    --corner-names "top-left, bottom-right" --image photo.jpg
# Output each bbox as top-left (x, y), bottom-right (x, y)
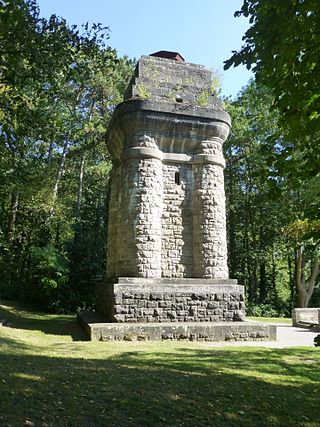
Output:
top-left (0, 341), bottom-right (319, 426)
top-left (0, 300), bottom-right (86, 341)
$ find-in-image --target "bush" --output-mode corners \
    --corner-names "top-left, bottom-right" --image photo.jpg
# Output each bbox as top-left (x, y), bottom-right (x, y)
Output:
top-left (246, 303), bottom-right (280, 318)
top-left (27, 244), bottom-right (70, 311)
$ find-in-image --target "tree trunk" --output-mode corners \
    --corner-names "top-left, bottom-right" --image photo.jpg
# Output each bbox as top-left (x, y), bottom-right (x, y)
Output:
top-left (259, 261), bottom-right (267, 302)
top-left (288, 245), bottom-right (295, 306)
top-left (296, 244), bottom-right (320, 307)
top-left (296, 244), bottom-right (307, 307)
top-left (49, 140), bottom-right (69, 217)
top-left (47, 140), bottom-right (54, 165)
top-left (76, 154), bottom-right (85, 218)
top-left (304, 257), bottom-right (320, 307)
top-left (7, 190), bottom-right (19, 242)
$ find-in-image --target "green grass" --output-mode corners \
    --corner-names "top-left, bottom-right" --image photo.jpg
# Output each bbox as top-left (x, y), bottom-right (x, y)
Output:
top-left (1, 300), bottom-right (319, 427)
top-left (247, 316), bottom-right (292, 324)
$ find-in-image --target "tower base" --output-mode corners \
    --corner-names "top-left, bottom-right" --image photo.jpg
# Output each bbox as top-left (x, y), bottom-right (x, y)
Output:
top-left (96, 277), bottom-right (245, 323)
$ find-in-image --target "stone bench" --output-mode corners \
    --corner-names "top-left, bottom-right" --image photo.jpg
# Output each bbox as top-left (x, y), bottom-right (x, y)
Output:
top-left (292, 308), bottom-right (320, 329)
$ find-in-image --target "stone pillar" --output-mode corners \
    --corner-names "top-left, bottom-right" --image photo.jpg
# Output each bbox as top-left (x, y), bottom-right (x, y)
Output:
top-left (192, 138), bottom-right (228, 279)
top-left (117, 136), bottom-right (163, 278)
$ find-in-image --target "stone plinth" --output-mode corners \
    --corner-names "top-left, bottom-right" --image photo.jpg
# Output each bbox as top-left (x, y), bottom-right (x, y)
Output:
top-left (78, 311), bottom-right (276, 342)
top-left (97, 278), bottom-right (245, 323)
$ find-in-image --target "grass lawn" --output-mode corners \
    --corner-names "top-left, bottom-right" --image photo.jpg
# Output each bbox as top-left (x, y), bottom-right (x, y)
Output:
top-left (0, 300), bottom-right (319, 427)
top-left (247, 316), bottom-right (292, 324)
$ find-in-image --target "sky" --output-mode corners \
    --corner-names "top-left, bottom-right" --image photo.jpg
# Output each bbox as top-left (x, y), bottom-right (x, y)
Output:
top-left (37, 0), bottom-right (253, 98)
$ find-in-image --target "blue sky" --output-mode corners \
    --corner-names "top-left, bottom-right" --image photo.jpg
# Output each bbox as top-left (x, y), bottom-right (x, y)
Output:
top-left (37, 0), bottom-right (252, 98)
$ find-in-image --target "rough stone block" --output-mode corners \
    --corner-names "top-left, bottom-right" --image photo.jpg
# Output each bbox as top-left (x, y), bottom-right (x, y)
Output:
top-left (97, 279), bottom-right (245, 323)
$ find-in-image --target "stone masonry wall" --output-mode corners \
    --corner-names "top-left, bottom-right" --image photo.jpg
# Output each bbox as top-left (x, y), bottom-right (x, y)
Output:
top-left (105, 55), bottom-right (231, 282)
top-left (112, 289), bottom-right (245, 323)
top-left (125, 55), bottom-right (223, 110)
top-left (193, 163), bottom-right (229, 278)
top-left (161, 163), bottom-right (193, 277)
top-left (107, 152), bottom-right (230, 280)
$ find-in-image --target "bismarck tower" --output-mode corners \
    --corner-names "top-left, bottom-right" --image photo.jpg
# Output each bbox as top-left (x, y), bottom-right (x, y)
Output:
top-left (86, 52), bottom-right (276, 341)
top-left (99, 51), bottom-right (244, 321)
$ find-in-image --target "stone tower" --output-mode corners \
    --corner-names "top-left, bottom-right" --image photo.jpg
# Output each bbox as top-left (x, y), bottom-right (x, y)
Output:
top-left (97, 52), bottom-right (245, 324)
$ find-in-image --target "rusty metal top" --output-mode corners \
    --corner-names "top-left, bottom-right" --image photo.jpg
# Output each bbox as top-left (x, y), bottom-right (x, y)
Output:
top-left (149, 50), bottom-right (185, 63)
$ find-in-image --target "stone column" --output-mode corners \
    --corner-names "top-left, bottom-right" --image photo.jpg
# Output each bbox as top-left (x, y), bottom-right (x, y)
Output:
top-left (192, 138), bottom-right (228, 279)
top-left (117, 136), bottom-right (163, 278)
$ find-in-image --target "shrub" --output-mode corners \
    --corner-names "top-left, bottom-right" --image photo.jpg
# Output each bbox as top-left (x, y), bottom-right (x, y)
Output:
top-left (246, 303), bottom-right (280, 318)
top-left (27, 245), bottom-right (70, 311)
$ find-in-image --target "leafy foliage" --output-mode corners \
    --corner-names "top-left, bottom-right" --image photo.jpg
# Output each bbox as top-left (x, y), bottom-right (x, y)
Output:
top-left (225, 82), bottom-right (291, 311)
top-left (0, 0), bottom-right (133, 311)
top-left (246, 303), bottom-right (280, 318)
top-left (224, 1), bottom-right (320, 308)
top-left (224, 0), bottom-right (320, 177)
top-left (28, 245), bottom-right (70, 311)
top-left (225, 81), bottom-right (319, 311)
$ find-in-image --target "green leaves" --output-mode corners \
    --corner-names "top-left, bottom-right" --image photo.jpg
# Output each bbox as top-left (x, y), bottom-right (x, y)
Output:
top-left (225, 0), bottom-right (320, 176)
top-left (0, 1), bottom-right (134, 311)
top-left (225, 79), bottom-right (320, 309)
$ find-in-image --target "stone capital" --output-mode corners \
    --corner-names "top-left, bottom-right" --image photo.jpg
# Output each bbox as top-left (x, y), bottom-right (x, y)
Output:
top-left (193, 153), bottom-right (226, 168)
top-left (121, 146), bottom-right (163, 162)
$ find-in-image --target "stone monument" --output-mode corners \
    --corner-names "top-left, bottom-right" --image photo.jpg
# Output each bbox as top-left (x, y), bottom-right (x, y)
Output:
top-left (80, 52), bottom-right (276, 341)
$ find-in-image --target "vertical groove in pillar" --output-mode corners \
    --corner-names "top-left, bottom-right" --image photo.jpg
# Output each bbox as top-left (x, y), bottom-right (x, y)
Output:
top-left (116, 157), bottom-right (140, 276)
top-left (106, 165), bottom-right (121, 278)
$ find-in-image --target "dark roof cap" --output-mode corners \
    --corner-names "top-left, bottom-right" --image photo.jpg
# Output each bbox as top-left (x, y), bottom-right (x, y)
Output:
top-left (149, 51), bottom-right (185, 63)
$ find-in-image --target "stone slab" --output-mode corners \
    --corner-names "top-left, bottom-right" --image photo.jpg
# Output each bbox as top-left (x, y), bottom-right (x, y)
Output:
top-left (115, 277), bottom-right (238, 285)
top-left (292, 308), bottom-right (320, 328)
top-left (106, 277), bottom-right (242, 293)
top-left (78, 311), bottom-right (276, 342)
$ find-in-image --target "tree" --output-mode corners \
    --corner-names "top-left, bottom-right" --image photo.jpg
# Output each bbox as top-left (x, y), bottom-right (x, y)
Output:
top-left (224, 0), bottom-right (320, 308)
top-left (224, 0), bottom-right (320, 176)
top-left (224, 82), bottom-right (293, 314)
top-left (0, 0), bottom-right (134, 310)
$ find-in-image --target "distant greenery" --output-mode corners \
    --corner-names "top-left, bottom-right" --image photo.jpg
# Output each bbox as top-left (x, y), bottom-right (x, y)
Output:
top-left (224, 0), bottom-right (320, 308)
top-left (0, 0), bottom-right (134, 311)
top-left (246, 303), bottom-right (283, 318)
top-left (225, 81), bottom-right (320, 312)
top-left (0, 301), bottom-right (319, 427)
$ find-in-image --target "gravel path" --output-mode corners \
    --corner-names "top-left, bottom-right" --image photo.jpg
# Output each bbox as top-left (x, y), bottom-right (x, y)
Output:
top-left (208, 324), bottom-right (319, 348)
